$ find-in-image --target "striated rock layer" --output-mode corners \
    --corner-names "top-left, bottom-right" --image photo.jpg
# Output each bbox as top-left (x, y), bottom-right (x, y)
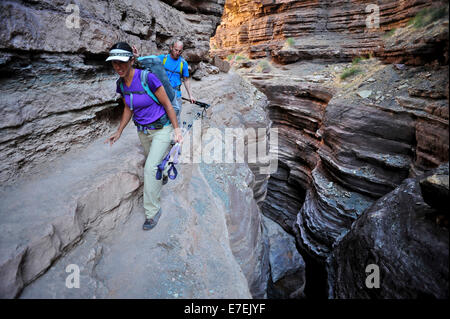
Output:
top-left (235, 13), bottom-right (448, 297)
top-left (0, 0), bottom-right (223, 185)
top-left (244, 59), bottom-right (448, 262)
top-left (211, 0), bottom-right (447, 63)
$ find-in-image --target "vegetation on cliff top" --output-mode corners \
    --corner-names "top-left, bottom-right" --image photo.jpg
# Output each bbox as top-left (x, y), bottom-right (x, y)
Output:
top-left (408, 5), bottom-right (449, 28)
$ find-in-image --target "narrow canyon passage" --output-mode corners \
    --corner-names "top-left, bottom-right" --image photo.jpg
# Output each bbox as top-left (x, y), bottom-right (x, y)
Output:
top-left (0, 0), bottom-right (448, 300)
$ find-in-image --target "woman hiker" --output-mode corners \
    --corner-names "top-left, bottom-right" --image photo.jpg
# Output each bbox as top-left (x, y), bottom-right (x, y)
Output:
top-left (105, 42), bottom-right (183, 231)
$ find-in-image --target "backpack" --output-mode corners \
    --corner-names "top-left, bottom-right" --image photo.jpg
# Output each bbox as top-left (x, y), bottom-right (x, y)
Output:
top-left (137, 55), bottom-right (176, 102)
top-left (116, 55), bottom-right (180, 115)
top-left (162, 54), bottom-right (185, 77)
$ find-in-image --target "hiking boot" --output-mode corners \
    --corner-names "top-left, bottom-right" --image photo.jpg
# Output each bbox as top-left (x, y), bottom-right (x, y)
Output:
top-left (142, 209), bottom-right (162, 231)
top-left (142, 218), bottom-right (157, 231)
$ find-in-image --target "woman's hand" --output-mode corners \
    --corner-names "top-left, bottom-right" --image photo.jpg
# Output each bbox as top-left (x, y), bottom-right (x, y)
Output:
top-left (132, 45), bottom-right (139, 58)
top-left (174, 127), bottom-right (183, 144)
top-left (105, 131), bottom-right (122, 146)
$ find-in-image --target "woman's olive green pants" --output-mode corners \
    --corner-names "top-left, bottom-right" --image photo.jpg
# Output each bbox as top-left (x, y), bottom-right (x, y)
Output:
top-left (137, 124), bottom-right (173, 219)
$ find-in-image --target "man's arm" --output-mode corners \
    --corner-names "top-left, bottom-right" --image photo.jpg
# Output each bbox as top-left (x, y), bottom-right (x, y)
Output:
top-left (183, 77), bottom-right (195, 104)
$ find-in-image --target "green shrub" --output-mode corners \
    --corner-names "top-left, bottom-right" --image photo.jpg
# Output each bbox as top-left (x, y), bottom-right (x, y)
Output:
top-left (408, 5), bottom-right (449, 28)
top-left (285, 37), bottom-right (295, 48)
top-left (226, 54), bottom-right (234, 61)
top-left (257, 60), bottom-right (271, 72)
top-left (383, 28), bottom-right (396, 38)
top-left (352, 57), bottom-right (363, 65)
top-left (340, 66), bottom-right (362, 80)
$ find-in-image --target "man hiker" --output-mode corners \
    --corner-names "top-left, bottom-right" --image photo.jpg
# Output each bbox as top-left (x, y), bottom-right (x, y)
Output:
top-left (158, 40), bottom-right (195, 113)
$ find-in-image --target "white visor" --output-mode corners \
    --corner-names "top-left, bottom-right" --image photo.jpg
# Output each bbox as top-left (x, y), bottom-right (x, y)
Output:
top-left (105, 48), bottom-right (133, 62)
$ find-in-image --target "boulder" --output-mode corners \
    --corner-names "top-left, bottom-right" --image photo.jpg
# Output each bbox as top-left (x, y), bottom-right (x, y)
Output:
top-left (327, 165), bottom-right (449, 299)
top-left (212, 55), bottom-right (231, 73)
top-left (192, 62), bottom-right (220, 80)
top-left (419, 162), bottom-right (449, 216)
top-left (263, 215), bottom-right (306, 299)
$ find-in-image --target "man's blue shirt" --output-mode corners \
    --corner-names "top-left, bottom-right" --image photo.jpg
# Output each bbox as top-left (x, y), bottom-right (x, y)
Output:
top-left (158, 54), bottom-right (189, 98)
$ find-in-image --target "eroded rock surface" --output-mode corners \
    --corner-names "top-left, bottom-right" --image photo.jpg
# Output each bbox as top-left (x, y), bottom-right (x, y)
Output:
top-left (327, 163), bottom-right (449, 299)
top-left (224, 0), bottom-right (448, 297)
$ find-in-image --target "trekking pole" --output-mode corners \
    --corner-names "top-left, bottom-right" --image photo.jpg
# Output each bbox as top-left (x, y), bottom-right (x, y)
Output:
top-left (182, 97), bottom-right (211, 109)
top-left (180, 97), bottom-right (211, 135)
top-left (156, 99), bottom-right (212, 181)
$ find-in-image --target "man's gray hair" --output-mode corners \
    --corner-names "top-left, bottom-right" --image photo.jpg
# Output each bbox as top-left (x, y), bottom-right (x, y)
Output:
top-left (170, 39), bottom-right (184, 48)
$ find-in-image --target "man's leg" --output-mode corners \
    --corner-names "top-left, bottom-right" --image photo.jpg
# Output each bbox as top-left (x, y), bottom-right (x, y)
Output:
top-left (171, 95), bottom-right (182, 123)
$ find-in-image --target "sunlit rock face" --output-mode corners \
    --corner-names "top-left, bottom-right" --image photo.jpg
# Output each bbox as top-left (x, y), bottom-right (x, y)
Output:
top-left (211, 0), bottom-right (447, 63)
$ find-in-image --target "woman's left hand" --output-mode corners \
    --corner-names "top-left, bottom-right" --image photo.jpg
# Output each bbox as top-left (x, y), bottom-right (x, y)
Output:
top-left (174, 128), bottom-right (183, 144)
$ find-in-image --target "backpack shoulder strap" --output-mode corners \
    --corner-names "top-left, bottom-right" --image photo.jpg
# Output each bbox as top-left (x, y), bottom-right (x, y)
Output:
top-left (117, 78), bottom-right (123, 93)
top-left (116, 78), bottom-right (135, 112)
top-left (140, 69), bottom-right (161, 105)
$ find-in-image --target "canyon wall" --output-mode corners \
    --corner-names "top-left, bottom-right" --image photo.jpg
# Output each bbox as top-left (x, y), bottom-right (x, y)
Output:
top-left (1, 0), bottom-right (448, 299)
top-left (1, 71), bottom-right (274, 299)
top-left (211, 0), bottom-right (448, 64)
top-left (215, 0), bottom-right (448, 297)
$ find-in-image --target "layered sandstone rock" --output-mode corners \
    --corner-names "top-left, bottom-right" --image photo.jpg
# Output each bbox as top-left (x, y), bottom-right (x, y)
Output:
top-left (211, 0), bottom-right (446, 63)
top-left (241, 56), bottom-right (448, 263)
top-left (234, 24), bottom-right (448, 297)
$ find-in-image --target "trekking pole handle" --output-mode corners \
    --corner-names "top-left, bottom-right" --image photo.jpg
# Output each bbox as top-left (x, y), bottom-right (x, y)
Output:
top-left (182, 97), bottom-right (210, 109)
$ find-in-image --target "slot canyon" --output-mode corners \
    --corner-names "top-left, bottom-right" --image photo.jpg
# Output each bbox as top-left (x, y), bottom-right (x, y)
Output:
top-left (0, 0), bottom-right (448, 301)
